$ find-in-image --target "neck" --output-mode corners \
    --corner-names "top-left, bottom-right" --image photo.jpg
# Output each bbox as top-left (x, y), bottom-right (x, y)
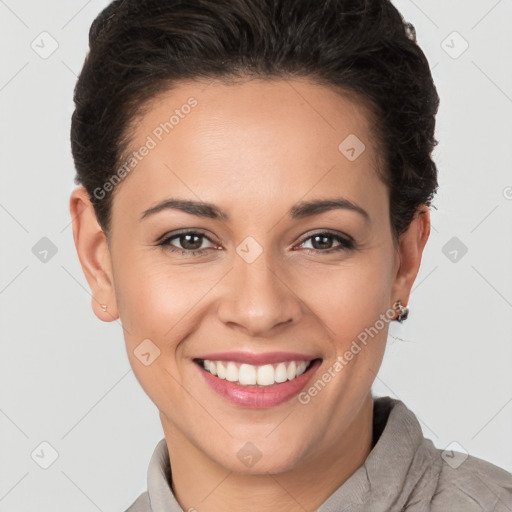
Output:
top-left (161, 393), bottom-right (374, 512)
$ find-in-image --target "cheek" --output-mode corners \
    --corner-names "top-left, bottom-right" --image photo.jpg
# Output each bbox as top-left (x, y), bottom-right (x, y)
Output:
top-left (296, 254), bottom-right (394, 335)
top-left (114, 260), bottom-right (195, 406)
top-left (113, 252), bottom-right (223, 358)
top-left (111, 249), bottom-right (168, 355)
top-left (116, 270), bottom-right (184, 339)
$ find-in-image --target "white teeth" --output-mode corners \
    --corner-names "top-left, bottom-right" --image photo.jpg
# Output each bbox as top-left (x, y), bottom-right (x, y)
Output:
top-left (257, 364), bottom-right (275, 386)
top-left (239, 364), bottom-right (257, 385)
top-left (225, 362), bottom-right (238, 382)
top-left (216, 361), bottom-right (226, 379)
top-left (274, 363), bottom-right (288, 383)
top-left (287, 361), bottom-right (296, 380)
top-left (200, 359), bottom-right (312, 386)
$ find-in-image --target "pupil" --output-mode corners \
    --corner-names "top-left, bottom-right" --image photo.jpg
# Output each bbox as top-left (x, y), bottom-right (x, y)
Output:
top-left (181, 234), bottom-right (201, 250)
top-left (312, 234), bottom-right (332, 250)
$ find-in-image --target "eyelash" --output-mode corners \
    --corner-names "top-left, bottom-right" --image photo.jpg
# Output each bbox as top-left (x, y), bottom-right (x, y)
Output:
top-left (157, 230), bottom-right (356, 257)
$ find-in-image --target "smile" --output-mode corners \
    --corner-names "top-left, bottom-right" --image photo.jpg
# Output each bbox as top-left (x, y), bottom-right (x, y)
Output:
top-left (198, 359), bottom-right (313, 386)
top-left (194, 356), bottom-right (323, 408)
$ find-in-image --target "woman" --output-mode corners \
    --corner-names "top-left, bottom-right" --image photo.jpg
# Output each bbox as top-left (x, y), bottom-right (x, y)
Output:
top-left (68, 0), bottom-right (512, 510)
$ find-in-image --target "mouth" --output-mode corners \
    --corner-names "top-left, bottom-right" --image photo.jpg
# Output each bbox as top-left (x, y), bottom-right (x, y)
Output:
top-left (194, 358), bottom-right (320, 387)
top-left (193, 356), bottom-right (323, 408)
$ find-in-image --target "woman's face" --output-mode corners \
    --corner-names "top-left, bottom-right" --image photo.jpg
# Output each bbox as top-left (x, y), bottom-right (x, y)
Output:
top-left (71, 78), bottom-right (429, 474)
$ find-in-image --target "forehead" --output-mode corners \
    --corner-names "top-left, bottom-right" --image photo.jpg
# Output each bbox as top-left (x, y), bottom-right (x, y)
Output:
top-left (112, 78), bottom-right (386, 222)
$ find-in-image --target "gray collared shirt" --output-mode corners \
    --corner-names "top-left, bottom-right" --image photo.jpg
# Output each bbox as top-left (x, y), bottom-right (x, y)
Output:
top-left (125, 396), bottom-right (512, 511)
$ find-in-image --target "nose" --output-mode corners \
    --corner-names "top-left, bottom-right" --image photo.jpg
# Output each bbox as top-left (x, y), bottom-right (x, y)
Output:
top-left (216, 246), bottom-right (303, 337)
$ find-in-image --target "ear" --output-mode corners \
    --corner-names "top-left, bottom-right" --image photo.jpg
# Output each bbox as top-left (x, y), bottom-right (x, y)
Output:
top-left (69, 186), bottom-right (119, 322)
top-left (390, 205), bottom-right (431, 312)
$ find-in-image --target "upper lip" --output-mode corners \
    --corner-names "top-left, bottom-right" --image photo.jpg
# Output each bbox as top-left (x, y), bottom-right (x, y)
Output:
top-left (194, 351), bottom-right (319, 365)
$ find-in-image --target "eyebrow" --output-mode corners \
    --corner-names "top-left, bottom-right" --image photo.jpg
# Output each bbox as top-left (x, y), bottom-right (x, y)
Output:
top-left (139, 197), bottom-right (371, 223)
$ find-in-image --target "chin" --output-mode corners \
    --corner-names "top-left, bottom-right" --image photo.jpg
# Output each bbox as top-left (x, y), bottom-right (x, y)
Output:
top-left (212, 438), bottom-right (308, 475)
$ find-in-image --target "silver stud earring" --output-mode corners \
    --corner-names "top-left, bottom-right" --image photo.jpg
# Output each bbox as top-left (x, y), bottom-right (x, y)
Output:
top-left (100, 304), bottom-right (108, 312)
top-left (394, 300), bottom-right (409, 323)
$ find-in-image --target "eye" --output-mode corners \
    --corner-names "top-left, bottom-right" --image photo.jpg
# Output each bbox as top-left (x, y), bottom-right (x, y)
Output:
top-left (157, 230), bottom-right (219, 256)
top-left (296, 231), bottom-right (355, 253)
top-left (157, 229), bottom-right (355, 257)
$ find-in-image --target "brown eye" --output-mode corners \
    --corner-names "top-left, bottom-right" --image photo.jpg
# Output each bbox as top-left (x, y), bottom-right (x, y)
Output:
top-left (297, 232), bottom-right (355, 253)
top-left (158, 230), bottom-right (218, 256)
top-left (175, 233), bottom-right (203, 251)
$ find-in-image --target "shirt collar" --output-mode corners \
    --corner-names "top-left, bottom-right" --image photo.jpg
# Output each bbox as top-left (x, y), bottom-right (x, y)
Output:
top-left (319, 396), bottom-right (442, 511)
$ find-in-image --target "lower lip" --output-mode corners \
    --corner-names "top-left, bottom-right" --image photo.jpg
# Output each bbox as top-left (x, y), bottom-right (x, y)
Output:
top-left (196, 359), bottom-right (322, 409)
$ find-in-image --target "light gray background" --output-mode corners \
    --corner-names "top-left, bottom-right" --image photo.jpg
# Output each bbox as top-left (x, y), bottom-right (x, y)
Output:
top-left (1, 0), bottom-right (511, 510)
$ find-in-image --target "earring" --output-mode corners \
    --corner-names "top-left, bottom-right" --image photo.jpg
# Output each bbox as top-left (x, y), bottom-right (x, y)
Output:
top-left (100, 304), bottom-right (108, 312)
top-left (394, 300), bottom-right (409, 323)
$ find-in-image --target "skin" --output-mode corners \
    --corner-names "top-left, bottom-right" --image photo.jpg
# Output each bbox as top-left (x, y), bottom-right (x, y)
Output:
top-left (70, 78), bottom-right (430, 512)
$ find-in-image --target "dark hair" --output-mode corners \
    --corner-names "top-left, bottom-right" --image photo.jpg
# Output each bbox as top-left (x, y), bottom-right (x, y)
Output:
top-left (71, 0), bottom-right (439, 243)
